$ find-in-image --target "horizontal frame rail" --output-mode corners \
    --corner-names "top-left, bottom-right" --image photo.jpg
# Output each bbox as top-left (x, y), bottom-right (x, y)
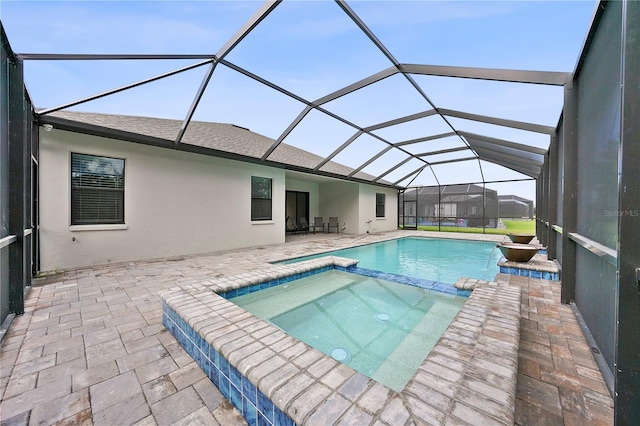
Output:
top-left (0, 235), bottom-right (17, 250)
top-left (568, 232), bottom-right (617, 266)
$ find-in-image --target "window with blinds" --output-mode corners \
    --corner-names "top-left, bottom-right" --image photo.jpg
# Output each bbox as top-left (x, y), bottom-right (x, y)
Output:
top-left (376, 193), bottom-right (385, 218)
top-left (251, 176), bottom-right (272, 221)
top-left (71, 153), bottom-right (125, 225)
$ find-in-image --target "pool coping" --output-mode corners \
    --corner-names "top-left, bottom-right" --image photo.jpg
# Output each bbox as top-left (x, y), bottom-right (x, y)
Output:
top-left (160, 255), bottom-right (522, 425)
top-left (498, 254), bottom-right (560, 280)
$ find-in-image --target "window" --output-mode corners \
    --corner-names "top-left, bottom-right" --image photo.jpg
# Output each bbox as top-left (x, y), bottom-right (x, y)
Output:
top-left (251, 176), bottom-right (272, 221)
top-left (376, 193), bottom-right (385, 218)
top-left (71, 153), bottom-right (125, 225)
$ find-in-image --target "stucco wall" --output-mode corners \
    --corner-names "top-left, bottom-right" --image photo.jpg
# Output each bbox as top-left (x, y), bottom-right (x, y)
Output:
top-left (40, 129), bottom-right (286, 271)
top-left (359, 186), bottom-right (398, 234)
top-left (285, 178), bottom-right (320, 219)
top-left (318, 182), bottom-right (361, 234)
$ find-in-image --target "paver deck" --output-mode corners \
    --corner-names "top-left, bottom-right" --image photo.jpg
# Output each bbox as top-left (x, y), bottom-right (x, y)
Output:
top-left (0, 231), bottom-right (613, 425)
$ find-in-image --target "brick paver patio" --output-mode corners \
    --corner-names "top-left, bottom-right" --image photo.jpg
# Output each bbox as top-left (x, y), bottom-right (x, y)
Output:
top-left (0, 231), bottom-right (613, 425)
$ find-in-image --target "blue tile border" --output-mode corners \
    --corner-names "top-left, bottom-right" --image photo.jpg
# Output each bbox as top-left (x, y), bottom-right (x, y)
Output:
top-left (345, 266), bottom-right (470, 297)
top-left (222, 264), bottom-right (469, 300)
top-left (162, 304), bottom-right (297, 426)
top-left (499, 265), bottom-right (559, 281)
top-left (219, 265), bottom-right (334, 299)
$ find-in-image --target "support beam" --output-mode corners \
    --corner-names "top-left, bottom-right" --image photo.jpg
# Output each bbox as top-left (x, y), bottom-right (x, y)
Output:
top-left (261, 106), bottom-right (312, 161)
top-left (314, 131), bottom-right (363, 171)
top-left (216, 1), bottom-right (281, 61)
top-left (460, 132), bottom-right (548, 156)
top-left (38, 60), bottom-right (213, 115)
top-left (416, 146), bottom-right (470, 157)
top-left (541, 154), bottom-right (550, 247)
top-left (427, 156), bottom-right (477, 166)
top-left (176, 62), bottom-right (218, 145)
top-left (400, 64), bottom-right (570, 86)
top-left (7, 57), bottom-right (25, 316)
top-left (177, 0), bottom-right (289, 146)
top-left (363, 110), bottom-right (437, 132)
top-left (442, 109), bottom-right (556, 135)
top-left (393, 132), bottom-right (457, 147)
top-left (561, 80), bottom-right (578, 304)
top-left (615, 0), bottom-right (640, 422)
top-left (348, 146), bottom-right (393, 177)
top-left (393, 165), bottom-right (427, 186)
top-left (18, 53), bottom-right (215, 60)
top-left (335, 0), bottom-right (475, 160)
top-left (479, 156), bottom-right (538, 178)
top-left (471, 146), bottom-right (542, 172)
top-left (312, 66), bottom-right (397, 106)
top-left (547, 133), bottom-right (560, 259)
top-left (373, 156), bottom-right (414, 182)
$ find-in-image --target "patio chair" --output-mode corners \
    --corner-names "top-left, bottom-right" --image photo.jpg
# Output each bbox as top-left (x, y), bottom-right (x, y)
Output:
top-left (286, 216), bottom-right (300, 234)
top-left (328, 216), bottom-right (339, 234)
top-left (297, 217), bottom-right (309, 234)
top-left (310, 216), bottom-right (325, 234)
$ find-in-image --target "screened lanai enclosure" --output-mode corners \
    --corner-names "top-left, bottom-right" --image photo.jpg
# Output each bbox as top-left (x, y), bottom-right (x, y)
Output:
top-left (1, 0), bottom-right (639, 422)
top-left (399, 184), bottom-right (499, 230)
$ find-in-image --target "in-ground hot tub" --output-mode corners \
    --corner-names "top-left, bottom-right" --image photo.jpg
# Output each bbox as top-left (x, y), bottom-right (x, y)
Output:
top-left (161, 254), bottom-right (522, 425)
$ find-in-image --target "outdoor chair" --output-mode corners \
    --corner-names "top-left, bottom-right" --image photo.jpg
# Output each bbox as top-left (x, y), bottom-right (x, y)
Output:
top-left (286, 216), bottom-right (301, 234)
top-left (328, 216), bottom-right (339, 234)
top-left (297, 217), bottom-right (309, 234)
top-left (310, 216), bottom-right (324, 234)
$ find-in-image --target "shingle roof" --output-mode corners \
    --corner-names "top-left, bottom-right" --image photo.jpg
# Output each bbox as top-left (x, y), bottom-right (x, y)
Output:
top-left (47, 110), bottom-right (392, 185)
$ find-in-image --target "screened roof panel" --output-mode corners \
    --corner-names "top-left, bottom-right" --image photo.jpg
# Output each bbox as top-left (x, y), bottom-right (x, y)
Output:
top-left (59, 66), bottom-right (210, 126)
top-left (383, 158), bottom-right (431, 186)
top-left (430, 160), bottom-right (484, 185)
top-left (3, 1), bottom-right (258, 54)
top-left (480, 156), bottom-right (539, 178)
top-left (6, 0), bottom-right (599, 194)
top-left (359, 149), bottom-right (415, 180)
top-left (26, 60), bottom-right (207, 116)
top-left (412, 75), bottom-right (565, 127)
top-left (191, 64), bottom-right (307, 140)
top-left (479, 160), bottom-right (533, 182)
top-left (321, 74), bottom-right (431, 128)
top-left (466, 137), bottom-right (545, 167)
top-left (347, 2), bottom-right (594, 71)
top-left (409, 172), bottom-right (439, 188)
top-left (275, 108), bottom-right (361, 159)
top-left (447, 117), bottom-right (551, 150)
top-left (323, 133), bottom-right (390, 171)
top-left (222, 1), bottom-right (392, 100)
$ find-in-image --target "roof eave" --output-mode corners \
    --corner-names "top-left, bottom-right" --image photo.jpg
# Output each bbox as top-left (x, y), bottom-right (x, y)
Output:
top-left (36, 114), bottom-right (403, 190)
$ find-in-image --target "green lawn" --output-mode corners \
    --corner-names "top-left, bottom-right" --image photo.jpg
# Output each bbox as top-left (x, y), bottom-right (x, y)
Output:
top-left (412, 219), bottom-right (536, 235)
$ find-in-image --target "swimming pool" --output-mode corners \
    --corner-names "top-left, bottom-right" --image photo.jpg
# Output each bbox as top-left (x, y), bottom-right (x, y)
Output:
top-left (281, 237), bottom-right (501, 284)
top-left (231, 269), bottom-right (465, 391)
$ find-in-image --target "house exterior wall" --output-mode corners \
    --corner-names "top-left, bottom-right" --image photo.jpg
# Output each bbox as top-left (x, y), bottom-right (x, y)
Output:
top-left (40, 129), bottom-right (285, 271)
top-left (358, 185), bottom-right (397, 234)
top-left (319, 181), bottom-right (359, 233)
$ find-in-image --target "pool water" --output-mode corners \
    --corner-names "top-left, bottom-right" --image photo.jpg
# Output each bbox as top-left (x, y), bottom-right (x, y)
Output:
top-left (231, 269), bottom-right (466, 391)
top-left (281, 237), bottom-right (501, 284)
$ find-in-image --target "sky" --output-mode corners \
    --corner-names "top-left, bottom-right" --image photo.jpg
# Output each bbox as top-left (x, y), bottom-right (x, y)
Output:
top-left (1, 0), bottom-right (598, 202)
